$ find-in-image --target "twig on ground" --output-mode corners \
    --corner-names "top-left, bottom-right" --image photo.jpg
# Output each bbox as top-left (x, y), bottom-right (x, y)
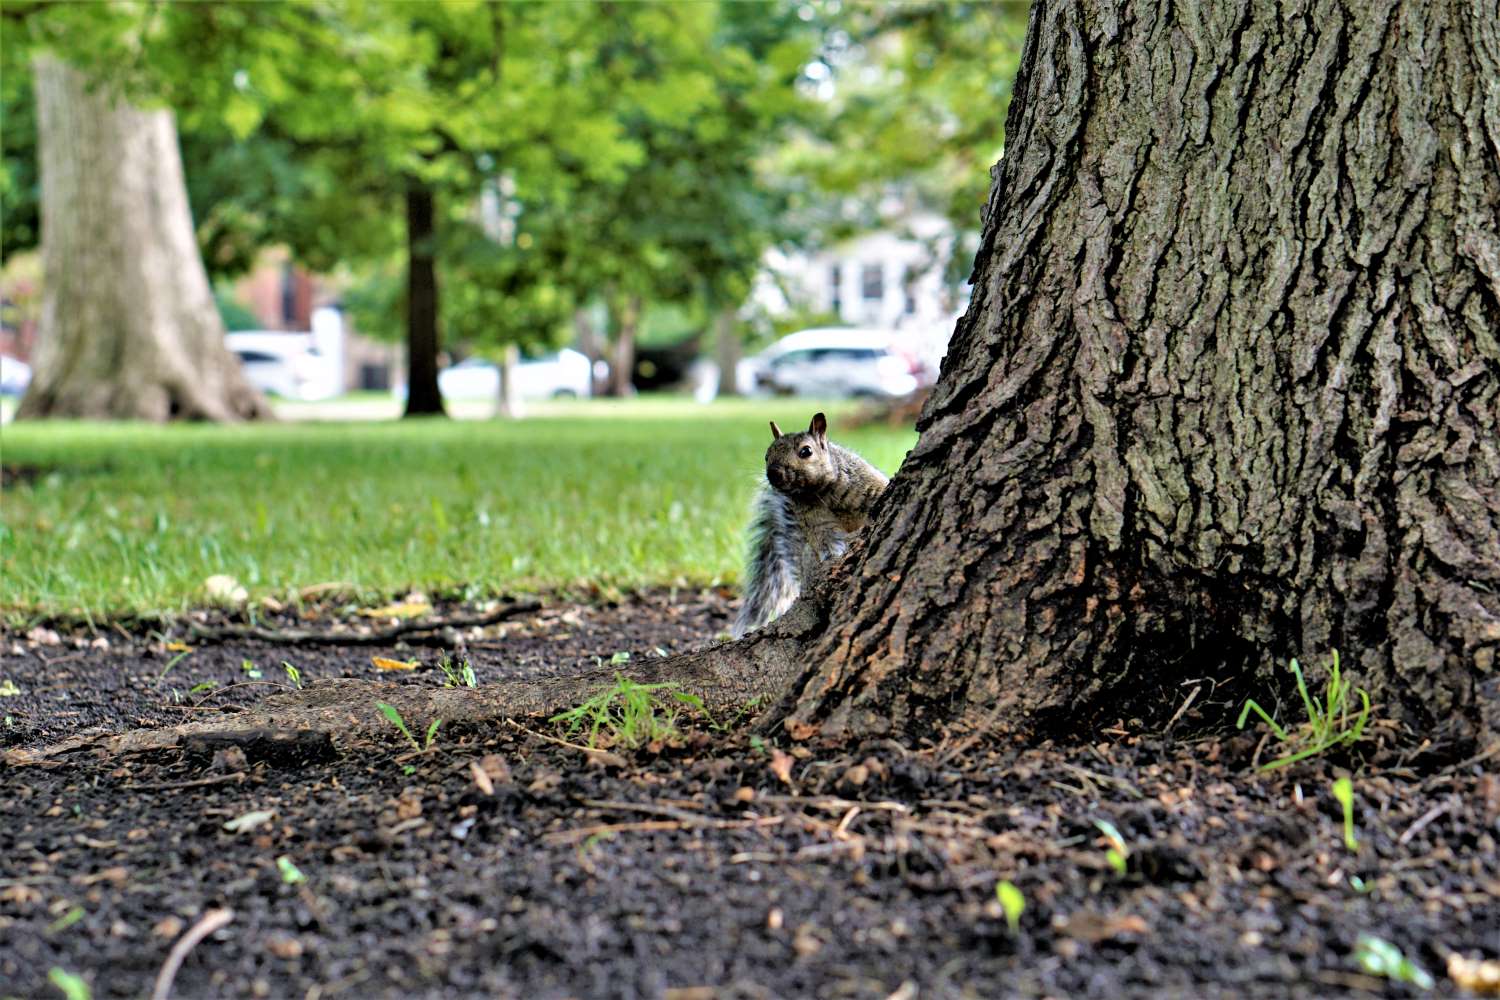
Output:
top-left (505, 718), bottom-right (622, 759)
top-left (1398, 799), bottom-right (1455, 846)
top-left (151, 907), bottom-right (234, 1000)
top-left (544, 815), bottom-right (783, 845)
top-left (185, 601), bottom-right (542, 647)
top-left (123, 773), bottom-right (247, 792)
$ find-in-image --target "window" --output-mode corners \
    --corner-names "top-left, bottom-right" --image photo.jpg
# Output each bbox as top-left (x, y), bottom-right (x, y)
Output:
top-left (235, 350), bottom-right (278, 364)
top-left (861, 263), bottom-right (884, 302)
top-left (829, 264), bottom-right (842, 315)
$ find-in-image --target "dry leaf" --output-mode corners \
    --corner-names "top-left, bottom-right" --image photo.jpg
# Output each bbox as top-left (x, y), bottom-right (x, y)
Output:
top-left (1449, 954), bottom-right (1500, 995)
top-left (372, 656), bottom-right (420, 672)
top-left (204, 574), bottom-right (248, 604)
top-left (359, 601), bottom-right (432, 619)
top-left (470, 760), bottom-right (495, 796)
top-left (164, 641), bottom-right (192, 653)
top-left (769, 748), bottom-right (795, 787)
top-left (152, 915), bottom-right (185, 939)
top-left (223, 809), bottom-right (275, 834)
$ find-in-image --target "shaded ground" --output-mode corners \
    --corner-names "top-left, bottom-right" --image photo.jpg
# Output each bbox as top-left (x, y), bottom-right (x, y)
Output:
top-left (2, 592), bottom-right (1497, 999)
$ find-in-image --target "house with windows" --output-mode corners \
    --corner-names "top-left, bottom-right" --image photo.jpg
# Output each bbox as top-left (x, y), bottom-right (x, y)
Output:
top-left (755, 208), bottom-right (971, 371)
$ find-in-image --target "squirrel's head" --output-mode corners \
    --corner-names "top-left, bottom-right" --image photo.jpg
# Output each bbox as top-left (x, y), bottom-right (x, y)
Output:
top-left (765, 412), bottom-right (837, 497)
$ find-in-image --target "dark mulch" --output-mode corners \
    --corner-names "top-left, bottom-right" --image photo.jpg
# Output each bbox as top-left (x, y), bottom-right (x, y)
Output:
top-left (2, 592), bottom-right (1497, 999)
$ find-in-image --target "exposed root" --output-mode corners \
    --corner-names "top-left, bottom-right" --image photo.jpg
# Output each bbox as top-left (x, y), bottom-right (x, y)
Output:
top-left (2, 599), bottom-right (827, 768)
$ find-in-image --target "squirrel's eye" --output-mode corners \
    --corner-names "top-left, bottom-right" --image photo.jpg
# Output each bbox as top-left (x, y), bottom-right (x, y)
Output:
top-left (798, 446), bottom-right (813, 459)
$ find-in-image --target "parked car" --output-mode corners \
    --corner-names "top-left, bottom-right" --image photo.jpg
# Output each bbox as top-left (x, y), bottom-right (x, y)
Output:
top-left (427, 349), bottom-right (595, 401)
top-left (0, 354), bottom-right (31, 397)
top-left (742, 328), bottom-right (929, 399)
top-left (226, 331), bottom-right (339, 401)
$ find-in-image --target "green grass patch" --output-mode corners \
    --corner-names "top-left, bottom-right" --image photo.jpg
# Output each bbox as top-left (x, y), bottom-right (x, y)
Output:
top-left (1236, 650), bottom-right (1371, 771)
top-left (0, 397), bottom-right (915, 620)
top-left (549, 672), bottom-right (709, 749)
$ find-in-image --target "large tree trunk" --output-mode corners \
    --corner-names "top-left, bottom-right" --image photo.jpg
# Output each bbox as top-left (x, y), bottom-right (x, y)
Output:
top-left (18, 57), bottom-right (268, 422)
top-left (769, 0), bottom-right (1500, 748)
top-left (403, 178), bottom-right (446, 418)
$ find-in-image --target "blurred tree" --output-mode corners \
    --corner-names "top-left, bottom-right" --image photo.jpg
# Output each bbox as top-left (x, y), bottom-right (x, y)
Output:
top-left (789, 1), bottom-right (1031, 289)
top-left (17, 55), bottom-right (267, 421)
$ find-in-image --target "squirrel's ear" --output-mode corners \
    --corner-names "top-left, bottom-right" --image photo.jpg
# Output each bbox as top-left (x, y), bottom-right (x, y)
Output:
top-left (809, 412), bottom-right (828, 441)
top-left (769, 420), bottom-right (783, 440)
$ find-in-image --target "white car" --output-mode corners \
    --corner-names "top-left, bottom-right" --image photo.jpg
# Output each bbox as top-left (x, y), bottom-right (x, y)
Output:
top-left (743, 328), bottom-right (928, 399)
top-left (226, 331), bottom-right (339, 401)
top-left (433, 349), bottom-right (594, 401)
top-left (0, 354), bottom-right (31, 397)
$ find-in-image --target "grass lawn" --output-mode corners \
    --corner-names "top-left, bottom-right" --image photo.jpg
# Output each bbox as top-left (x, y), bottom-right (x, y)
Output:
top-left (0, 397), bottom-right (915, 621)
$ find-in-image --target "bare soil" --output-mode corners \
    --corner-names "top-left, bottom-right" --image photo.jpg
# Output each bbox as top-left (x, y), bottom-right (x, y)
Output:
top-left (2, 592), bottom-right (1496, 999)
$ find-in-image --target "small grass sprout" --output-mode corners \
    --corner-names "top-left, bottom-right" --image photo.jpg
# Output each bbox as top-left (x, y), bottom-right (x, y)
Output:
top-left (1353, 935), bottom-right (1434, 990)
top-left (240, 658), bottom-right (263, 680)
top-left (1331, 775), bottom-right (1358, 852)
top-left (1236, 650), bottom-right (1371, 771)
top-left (1093, 818), bottom-right (1130, 875)
top-left (995, 880), bottom-right (1025, 932)
top-left (283, 661), bottom-right (302, 690)
top-left (375, 701), bottom-right (441, 752)
top-left (48, 968), bottom-right (92, 1000)
top-left (550, 673), bottom-right (707, 749)
top-left (276, 855), bottom-right (306, 885)
top-left (439, 654), bottom-right (477, 688)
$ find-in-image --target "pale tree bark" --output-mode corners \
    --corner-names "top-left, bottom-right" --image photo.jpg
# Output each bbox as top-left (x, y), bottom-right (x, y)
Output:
top-left (713, 306), bottom-right (742, 398)
top-left (765, 0), bottom-right (1500, 747)
top-left (18, 56), bottom-right (268, 422)
top-left (605, 293), bottom-right (641, 398)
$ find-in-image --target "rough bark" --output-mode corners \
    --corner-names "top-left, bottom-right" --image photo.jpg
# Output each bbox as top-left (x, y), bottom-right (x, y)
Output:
top-left (768, 0), bottom-right (1500, 747)
top-left (17, 57), bottom-right (268, 422)
top-left (403, 178), bottom-right (446, 418)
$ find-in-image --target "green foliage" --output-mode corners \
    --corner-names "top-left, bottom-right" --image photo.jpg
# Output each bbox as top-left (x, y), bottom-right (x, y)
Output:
top-left (375, 701), bottom-right (440, 752)
top-left (1352, 935), bottom-right (1434, 990)
top-left (550, 674), bottom-right (708, 749)
top-left (439, 655), bottom-right (477, 689)
top-left (47, 968), bottom-right (92, 1000)
top-left (276, 855), bottom-right (306, 885)
top-left (1093, 818), bottom-right (1130, 875)
top-left (0, 398), bottom-right (914, 618)
top-left (283, 661), bottom-right (302, 690)
top-left (995, 880), bottom-right (1025, 933)
top-left (1236, 651), bottom-right (1372, 771)
top-left (1331, 776), bottom-right (1358, 853)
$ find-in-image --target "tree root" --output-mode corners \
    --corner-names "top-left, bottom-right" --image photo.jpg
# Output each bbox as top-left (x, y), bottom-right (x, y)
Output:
top-left (184, 600), bottom-right (543, 647)
top-left (3, 599), bottom-right (826, 768)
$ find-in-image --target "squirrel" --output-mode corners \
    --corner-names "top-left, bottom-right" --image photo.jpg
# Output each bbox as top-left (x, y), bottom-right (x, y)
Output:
top-left (733, 411), bottom-right (889, 638)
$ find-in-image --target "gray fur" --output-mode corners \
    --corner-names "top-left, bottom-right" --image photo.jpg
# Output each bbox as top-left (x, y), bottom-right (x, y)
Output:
top-left (732, 483), bottom-right (803, 637)
top-left (733, 414), bottom-right (889, 637)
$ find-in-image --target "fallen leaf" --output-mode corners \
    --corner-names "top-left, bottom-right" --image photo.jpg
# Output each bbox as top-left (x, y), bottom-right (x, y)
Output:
top-left (204, 574), bottom-right (248, 604)
top-left (372, 656), bottom-right (420, 672)
top-left (1449, 953), bottom-right (1500, 995)
top-left (470, 760), bottom-right (495, 796)
top-left (359, 601), bottom-right (432, 619)
top-left (223, 809), bottom-right (276, 834)
top-left (769, 748), bottom-right (795, 787)
top-left (152, 915), bottom-right (185, 939)
top-left (164, 641), bottom-right (192, 653)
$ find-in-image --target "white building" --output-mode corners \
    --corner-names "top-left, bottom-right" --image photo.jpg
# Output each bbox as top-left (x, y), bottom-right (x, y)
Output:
top-left (755, 208), bottom-right (971, 372)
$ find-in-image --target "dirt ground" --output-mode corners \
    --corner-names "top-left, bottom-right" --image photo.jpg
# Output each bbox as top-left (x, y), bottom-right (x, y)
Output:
top-left (2, 592), bottom-right (1497, 999)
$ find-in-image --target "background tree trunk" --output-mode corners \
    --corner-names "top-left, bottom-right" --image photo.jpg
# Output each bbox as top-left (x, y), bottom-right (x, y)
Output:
top-left (713, 306), bottom-right (742, 398)
top-left (403, 178), bottom-right (446, 418)
top-left (770, 0), bottom-right (1499, 748)
top-left (18, 57), bottom-right (268, 422)
top-left (605, 293), bottom-right (640, 398)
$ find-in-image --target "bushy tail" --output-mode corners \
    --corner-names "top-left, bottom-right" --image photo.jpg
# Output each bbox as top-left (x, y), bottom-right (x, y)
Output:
top-left (733, 483), bottom-right (800, 638)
